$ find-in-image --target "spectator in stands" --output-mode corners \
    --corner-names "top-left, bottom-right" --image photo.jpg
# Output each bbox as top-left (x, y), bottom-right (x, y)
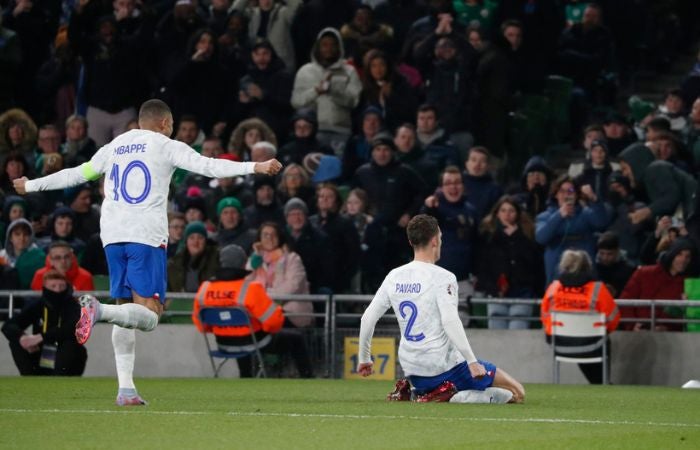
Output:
top-left (415, 104), bottom-right (460, 170)
top-left (291, 27), bottom-right (362, 154)
top-left (246, 221), bottom-right (312, 328)
top-left (536, 175), bottom-right (609, 283)
top-left (68, 5), bottom-right (150, 146)
top-left (207, 155), bottom-right (255, 212)
top-left (0, 152), bottom-right (29, 196)
top-left (217, 10), bottom-right (249, 84)
top-left (638, 215), bottom-right (688, 266)
top-left (243, 176), bottom-right (284, 228)
top-left (0, 9), bottom-right (21, 112)
top-left (213, 197), bottom-right (256, 253)
top-left (340, 4), bottom-right (394, 66)
top-left (359, 49), bottom-right (418, 130)
top-left (284, 197), bottom-right (333, 295)
top-left (568, 139), bottom-right (619, 201)
top-left (0, 109), bottom-right (37, 157)
top-left (232, 0), bottom-right (302, 71)
top-left (37, 207), bottom-right (85, 256)
top-left (2, 270), bottom-right (86, 376)
top-left (175, 115), bottom-right (204, 152)
top-left (203, 0), bottom-right (235, 36)
top-left (61, 115), bottom-right (97, 168)
top-left (167, 212), bottom-right (186, 259)
top-left (620, 237), bottom-right (695, 332)
top-left (341, 188), bottom-right (374, 293)
top-left (463, 146), bottom-right (502, 221)
top-left (394, 123), bottom-right (439, 190)
top-left (276, 163), bottom-right (314, 211)
top-left (64, 183), bottom-right (100, 242)
top-left (556, 3), bottom-right (613, 99)
top-left (191, 244), bottom-right (313, 378)
top-left (309, 183), bottom-right (361, 294)
top-left (512, 155), bottom-right (553, 219)
top-left (618, 141), bottom-right (697, 224)
top-left (605, 171), bottom-right (649, 264)
top-left (291, 0), bottom-right (356, 68)
top-left (478, 195), bottom-right (543, 330)
top-left (453, 0), bottom-right (498, 32)
top-left (656, 89), bottom-right (688, 133)
top-left (686, 97), bottom-right (700, 171)
top-left (541, 249), bottom-right (620, 384)
top-left (181, 193), bottom-right (209, 227)
top-left (228, 117), bottom-right (277, 162)
top-left (278, 108), bottom-right (332, 166)
top-left (602, 112), bottom-right (636, 156)
top-left (499, 19), bottom-right (546, 95)
top-left (167, 221), bottom-right (219, 293)
top-left (595, 231), bottom-right (636, 298)
top-left (0, 218), bottom-right (45, 289)
top-left (237, 39), bottom-right (294, 140)
top-left (31, 241), bottom-right (94, 291)
top-left (342, 105), bottom-right (384, 181)
top-left (422, 165), bottom-right (478, 286)
top-left (654, 132), bottom-right (690, 173)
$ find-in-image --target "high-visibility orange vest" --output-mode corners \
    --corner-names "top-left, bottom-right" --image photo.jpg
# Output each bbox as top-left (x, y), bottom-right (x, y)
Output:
top-left (540, 280), bottom-right (620, 335)
top-left (191, 278), bottom-right (284, 337)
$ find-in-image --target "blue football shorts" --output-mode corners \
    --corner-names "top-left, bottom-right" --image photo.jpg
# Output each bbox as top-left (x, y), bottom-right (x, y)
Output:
top-left (409, 360), bottom-right (497, 395)
top-left (104, 243), bottom-right (167, 304)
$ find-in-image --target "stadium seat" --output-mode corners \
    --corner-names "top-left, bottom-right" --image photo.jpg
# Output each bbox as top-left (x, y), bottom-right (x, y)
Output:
top-left (198, 306), bottom-right (267, 378)
top-left (551, 311), bottom-right (608, 385)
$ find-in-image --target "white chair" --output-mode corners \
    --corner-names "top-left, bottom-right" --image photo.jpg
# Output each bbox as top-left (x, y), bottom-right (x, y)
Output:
top-left (551, 311), bottom-right (608, 384)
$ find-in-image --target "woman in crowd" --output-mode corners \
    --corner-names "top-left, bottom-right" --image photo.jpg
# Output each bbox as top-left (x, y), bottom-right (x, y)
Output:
top-left (276, 163), bottom-right (315, 211)
top-left (227, 118), bottom-right (277, 161)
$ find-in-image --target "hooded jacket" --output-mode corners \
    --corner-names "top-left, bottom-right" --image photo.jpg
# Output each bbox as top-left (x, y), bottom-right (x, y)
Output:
top-left (36, 207), bottom-right (86, 256)
top-left (619, 143), bottom-right (697, 219)
top-left (31, 252), bottom-right (94, 292)
top-left (291, 27), bottom-right (362, 134)
top-left (0, 108), bottom-right (37, 155)
top-left (513, 155), bottom-right (553, 218)
top-left (0, 218), bottom-right (45, 289)
top-left (619, 237), bottom-right (696, 331)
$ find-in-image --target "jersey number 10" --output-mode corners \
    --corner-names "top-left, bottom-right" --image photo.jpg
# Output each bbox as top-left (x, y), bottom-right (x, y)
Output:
top-left (110, 161), bottom-right (152, 204)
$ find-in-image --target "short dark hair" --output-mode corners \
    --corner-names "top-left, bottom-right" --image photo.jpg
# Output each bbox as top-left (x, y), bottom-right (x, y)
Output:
top-left (417, 104), bottom-right (438, 117)
top-left (597, 231), bottom-right (620, 250)
top-left (178, 115), bottom-right (199, 128)
top-left (48, 240), bottom-right (73, 253)
top-left (468, 146), bottom-right (490, 160)
top-left (139, 99), bottom-right (171, 122)
top-left (406, 214), bottom-right (439, 248)
top-left (647, 117), bottom-right (671, 132)
top-left (501, 19), bottom-right (523, 33)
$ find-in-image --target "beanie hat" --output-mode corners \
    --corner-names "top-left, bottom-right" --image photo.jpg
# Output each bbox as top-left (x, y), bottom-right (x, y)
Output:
top-left (284, 197), bottom-right (308, 217)
top-left (183, 195), bottom-right (207, 220)
top-left (253, 175), bottom-right (276, 191)
top-left (311, 155), bottom-right (342, 183)
top-left (371, 133), bottom-right (396, 151)
top-left (217, 197), bottom-right (242, 216)
top-left (219, 244), bottom-right (247, 269)
top-left (184, 221), bottom-right (207, 240)
top-left (291, 108), bottom-right (317, 127)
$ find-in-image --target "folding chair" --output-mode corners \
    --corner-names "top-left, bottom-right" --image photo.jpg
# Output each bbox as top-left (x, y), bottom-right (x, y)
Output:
top-left (198, 306), bottom-right (267, 378)
top-left (551, 311), bottom-right (608, 384)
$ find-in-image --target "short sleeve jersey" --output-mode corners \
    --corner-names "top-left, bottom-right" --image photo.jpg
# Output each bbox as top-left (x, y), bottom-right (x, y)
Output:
top-left (372, 260), bottom-right (464, 376)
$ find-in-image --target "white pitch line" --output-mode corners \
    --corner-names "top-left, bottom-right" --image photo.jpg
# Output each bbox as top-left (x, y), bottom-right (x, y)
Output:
top-left (1, 408), bottom-right (699, 429)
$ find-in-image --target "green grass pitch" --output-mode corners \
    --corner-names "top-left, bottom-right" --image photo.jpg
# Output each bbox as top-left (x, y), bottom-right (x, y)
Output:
top-left (1, 377), bottom-right (699, 449)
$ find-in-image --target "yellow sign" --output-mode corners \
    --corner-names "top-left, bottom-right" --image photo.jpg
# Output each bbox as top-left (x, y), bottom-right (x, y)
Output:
top-left (344, 336), bottom-right (396, 380)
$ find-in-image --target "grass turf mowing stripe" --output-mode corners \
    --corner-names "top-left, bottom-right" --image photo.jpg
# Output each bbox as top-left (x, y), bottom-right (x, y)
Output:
top-left (2, 408), bottom-right (699, 428)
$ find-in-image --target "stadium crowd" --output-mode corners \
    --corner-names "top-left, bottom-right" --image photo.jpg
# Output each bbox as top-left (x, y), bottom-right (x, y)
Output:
top-left (1, 0), bottom-right (700, 344)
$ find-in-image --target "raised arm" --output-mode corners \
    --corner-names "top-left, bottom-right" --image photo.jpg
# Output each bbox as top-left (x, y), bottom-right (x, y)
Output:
top-left (16, 163), bottom-right (98, 194)
top-left (436, 279), bottom-right (486, 379)
top-left (170, 142), bottom-right (281, 177)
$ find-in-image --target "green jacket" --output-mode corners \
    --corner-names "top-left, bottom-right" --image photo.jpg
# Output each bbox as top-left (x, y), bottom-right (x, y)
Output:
top-left (166, 243), bottom-right (220, 293)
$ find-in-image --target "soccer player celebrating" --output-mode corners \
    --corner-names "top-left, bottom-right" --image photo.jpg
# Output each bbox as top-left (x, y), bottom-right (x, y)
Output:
top-left (14, 99), bottom-right (282, 405)
top-left (357, 214), bottom-right (525, 403)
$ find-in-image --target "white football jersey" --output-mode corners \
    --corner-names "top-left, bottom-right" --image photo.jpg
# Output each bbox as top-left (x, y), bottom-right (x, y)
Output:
top-left (371, 261), bottom-right (464, 377)
top-left (26, 129), bottom-right (255, 247)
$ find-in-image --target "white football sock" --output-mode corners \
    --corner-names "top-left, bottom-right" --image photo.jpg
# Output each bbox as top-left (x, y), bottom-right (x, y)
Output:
top-left (112, 325), bottom-right (136, 390)
top-left (449, 387), bottom-right (513, 404)
top-left (101, 303), bottom-right (159, 331)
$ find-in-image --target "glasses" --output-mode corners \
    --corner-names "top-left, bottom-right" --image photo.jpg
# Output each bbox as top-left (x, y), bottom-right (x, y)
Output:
top-left (558, 187), bottom-right (576, 194)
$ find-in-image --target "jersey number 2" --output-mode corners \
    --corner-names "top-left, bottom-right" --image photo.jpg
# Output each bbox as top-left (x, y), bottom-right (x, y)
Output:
top-left (399, 300), bottom-right (425, 342)
top-left (110, 161), bottom-right (152, 204)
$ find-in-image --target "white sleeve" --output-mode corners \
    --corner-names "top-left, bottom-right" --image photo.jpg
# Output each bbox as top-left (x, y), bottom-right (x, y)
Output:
top-left (436, 278), bottom-right (477, 364)
top-left (25, 166), bottom-right (89, 192)
top-left (169, 141), bottom-right (256, 178)
top-left (358, 279), bottom-right (392, 364)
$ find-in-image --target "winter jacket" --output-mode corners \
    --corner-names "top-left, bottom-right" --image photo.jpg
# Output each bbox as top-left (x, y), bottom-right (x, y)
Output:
top-left (291, 28), bottom-right (362, 135)
top-left (463, 172), bottom-right (503, 221)
top-left (0, 218), bottom-right (46, 289)
top-left (31, 253), bottom-right (93, 292)
top-left (308, 212), bottom-right (360, 293)
top-left (619, 143), bottom-right (697, 219)
top-left (167, 243), bottom-right (220, 293)
top-left (286, 223), bottom-right (334, 294)
top-left (0, 108), bottom-right (37, 156)
top-left (536, 201), bottom-right (610, 283)
top-left (233, 0), bottom-right (302, 71)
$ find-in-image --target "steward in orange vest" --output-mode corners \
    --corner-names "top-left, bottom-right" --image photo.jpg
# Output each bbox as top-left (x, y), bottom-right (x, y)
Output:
top-left (192, 245), bottom-right (284, 349)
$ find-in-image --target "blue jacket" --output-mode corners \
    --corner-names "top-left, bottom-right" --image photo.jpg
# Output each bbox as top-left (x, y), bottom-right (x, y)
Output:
top-left (536, 201), bottom-right (610, 283)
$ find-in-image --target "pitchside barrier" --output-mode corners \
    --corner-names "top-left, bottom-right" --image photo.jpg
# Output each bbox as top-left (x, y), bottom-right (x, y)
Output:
top-left (1, 291), bottom-right (699, 383)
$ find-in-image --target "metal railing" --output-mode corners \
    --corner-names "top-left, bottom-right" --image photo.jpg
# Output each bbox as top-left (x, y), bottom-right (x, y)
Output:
top-left (2, 290), bottom-right (700, 378)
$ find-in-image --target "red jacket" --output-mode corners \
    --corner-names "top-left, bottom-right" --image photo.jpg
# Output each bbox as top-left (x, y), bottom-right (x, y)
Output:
top-left (541, 280), bottom-right (620, 335)
top-left (619, 264), bottom-right (684, 331)
top-left (192, 278), bottom-right (284, 337)
top-left (31, 254), bottom-right (94, 291)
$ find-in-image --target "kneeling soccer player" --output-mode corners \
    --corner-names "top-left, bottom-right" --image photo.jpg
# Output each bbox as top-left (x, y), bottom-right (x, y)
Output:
top-left (357, 214), bottom-right (525, 404)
